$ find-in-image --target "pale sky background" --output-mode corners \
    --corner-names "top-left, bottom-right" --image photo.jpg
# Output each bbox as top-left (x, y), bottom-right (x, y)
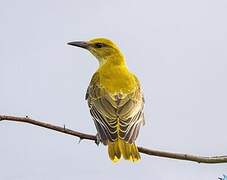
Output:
top-left (0, 0), bottom-right (227, 179)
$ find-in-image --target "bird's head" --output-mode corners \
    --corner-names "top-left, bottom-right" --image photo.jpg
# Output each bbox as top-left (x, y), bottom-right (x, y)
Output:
top-left (68, 38), bottom-right (125, 66)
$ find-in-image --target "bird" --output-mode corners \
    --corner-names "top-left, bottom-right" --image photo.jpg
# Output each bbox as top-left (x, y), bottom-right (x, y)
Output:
top-left (68, 38), bottom-right (145, 162)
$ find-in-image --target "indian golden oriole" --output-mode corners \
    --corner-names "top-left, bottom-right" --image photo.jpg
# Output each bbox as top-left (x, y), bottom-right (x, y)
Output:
top-left (68, 38), bottom-right (145, 162)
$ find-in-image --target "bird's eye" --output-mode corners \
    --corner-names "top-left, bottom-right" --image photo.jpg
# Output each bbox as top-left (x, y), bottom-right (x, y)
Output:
top-left (95, 43), bottom-right (104, 48)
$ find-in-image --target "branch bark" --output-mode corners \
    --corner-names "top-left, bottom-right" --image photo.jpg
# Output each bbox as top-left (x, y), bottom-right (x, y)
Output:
top-left (0, 114), bottom-right (226, 164)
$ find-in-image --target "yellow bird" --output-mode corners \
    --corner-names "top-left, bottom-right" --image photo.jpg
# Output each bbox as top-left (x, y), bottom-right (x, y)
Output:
top-left (68, 38), bottom-right (145, 162)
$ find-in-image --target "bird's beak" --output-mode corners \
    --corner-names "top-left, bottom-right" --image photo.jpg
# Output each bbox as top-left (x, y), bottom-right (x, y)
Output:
top-left (67, 41), bottom-right (90, 49)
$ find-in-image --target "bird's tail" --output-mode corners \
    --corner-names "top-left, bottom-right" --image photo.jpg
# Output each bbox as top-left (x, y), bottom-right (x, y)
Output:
top-left (108, 139), bottom-right (140, 162)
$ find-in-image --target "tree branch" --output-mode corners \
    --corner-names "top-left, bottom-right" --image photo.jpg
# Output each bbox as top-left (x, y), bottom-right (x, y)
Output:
top-left (1, 114), bottom-right (227, 164)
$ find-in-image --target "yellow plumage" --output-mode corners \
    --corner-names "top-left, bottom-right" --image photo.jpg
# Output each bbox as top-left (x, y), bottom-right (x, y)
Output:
top-left (108, 140), bottom-right (140, 162)
top-left (68, 38), bottom-right (145, 162)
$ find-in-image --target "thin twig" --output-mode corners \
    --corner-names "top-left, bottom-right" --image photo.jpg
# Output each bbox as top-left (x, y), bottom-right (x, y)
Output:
top-left (0, 114), bottom-right (227, 164)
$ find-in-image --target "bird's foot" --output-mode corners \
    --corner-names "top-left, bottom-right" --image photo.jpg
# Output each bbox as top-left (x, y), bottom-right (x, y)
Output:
top-left (95, 133), bottom-right (101, 146)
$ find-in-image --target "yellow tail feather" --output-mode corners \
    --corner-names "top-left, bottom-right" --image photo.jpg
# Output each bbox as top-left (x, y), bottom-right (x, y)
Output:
top-left (108, 139), bottom-right (140, 162)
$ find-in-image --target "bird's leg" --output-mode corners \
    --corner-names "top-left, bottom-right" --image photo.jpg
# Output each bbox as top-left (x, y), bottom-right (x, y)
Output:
top-left (95, 133), bottom-right (101, 146)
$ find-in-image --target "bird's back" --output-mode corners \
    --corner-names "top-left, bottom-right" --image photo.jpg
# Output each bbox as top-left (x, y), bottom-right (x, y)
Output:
top-left (97, 63), bottom-right (138, 95)
top-left (86, 65), bottom-right (144, 162)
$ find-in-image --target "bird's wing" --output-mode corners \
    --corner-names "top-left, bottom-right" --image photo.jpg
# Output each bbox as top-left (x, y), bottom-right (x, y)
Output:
top-left (86, 72), bottom-right (145, 145)
top-left (86, 72), bottom-right (118, 145)
top-left (117, 75), bottom-right (145, 143)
